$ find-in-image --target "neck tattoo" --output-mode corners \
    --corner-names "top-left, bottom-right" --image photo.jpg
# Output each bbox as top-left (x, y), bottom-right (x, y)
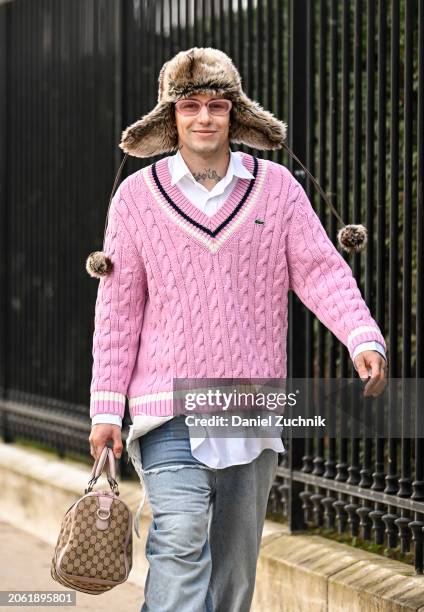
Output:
top-left (192, 168), bottom-right (222, 184)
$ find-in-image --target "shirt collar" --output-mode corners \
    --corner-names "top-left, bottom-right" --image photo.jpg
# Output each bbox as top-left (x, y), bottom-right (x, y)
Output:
top-left (169, 147), bottom-right (255, 186)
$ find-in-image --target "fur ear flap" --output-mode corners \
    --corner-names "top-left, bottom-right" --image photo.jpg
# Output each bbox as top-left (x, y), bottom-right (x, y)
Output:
top-left (229, 93), bottom-right (288, 150)
top-left (119, 102), bottom-right (178, 158)
top-left (86, 251), bottom-right (113, 278)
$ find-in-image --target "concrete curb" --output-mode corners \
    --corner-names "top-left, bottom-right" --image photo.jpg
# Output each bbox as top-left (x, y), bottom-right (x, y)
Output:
top-left (253, 525), bottom-right (424, 611)
top-left (1, 442), bottom-right (423, 611)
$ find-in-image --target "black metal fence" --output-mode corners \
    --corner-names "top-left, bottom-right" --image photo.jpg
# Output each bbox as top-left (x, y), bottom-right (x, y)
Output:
top-left (280, 0), bottom-right (424, 575)
top-left (0, 0), bottom-right (423, 572)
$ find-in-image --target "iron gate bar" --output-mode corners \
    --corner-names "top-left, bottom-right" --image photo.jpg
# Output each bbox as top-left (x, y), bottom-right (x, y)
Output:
top-left (277, 468), bottom-right (424, 516)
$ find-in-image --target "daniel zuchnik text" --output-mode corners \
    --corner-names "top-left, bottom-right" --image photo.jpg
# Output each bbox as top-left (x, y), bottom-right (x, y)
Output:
top-left (184, 415), bottom-right (326, 427)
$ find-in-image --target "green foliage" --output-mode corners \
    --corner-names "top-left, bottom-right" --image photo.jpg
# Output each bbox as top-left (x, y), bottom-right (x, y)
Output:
top-left (310, 525), bottom-right (415, 566)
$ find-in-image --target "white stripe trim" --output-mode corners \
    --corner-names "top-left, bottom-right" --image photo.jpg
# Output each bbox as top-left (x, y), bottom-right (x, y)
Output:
top-left (128, 390), bottom-right (195, 407)
top-left (128, 391), bottom-right (174, 407)
top-left (347, 326), bottom-right (381, 347)
top-left (90, 391), bottom-right (126, 404)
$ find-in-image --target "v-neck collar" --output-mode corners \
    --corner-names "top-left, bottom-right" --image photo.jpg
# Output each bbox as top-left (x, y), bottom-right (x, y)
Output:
top-left (152, 154), bottom-right (258, 235)
top-left (142, 152), bottom-right (268, 254)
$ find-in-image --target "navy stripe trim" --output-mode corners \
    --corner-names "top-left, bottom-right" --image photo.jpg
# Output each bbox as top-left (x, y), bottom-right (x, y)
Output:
top-left (151, 155), bottom-right (259, 238)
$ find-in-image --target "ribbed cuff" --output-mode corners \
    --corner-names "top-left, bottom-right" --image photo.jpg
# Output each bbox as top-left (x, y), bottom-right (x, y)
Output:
top-left (90, 391), bottom-right (126, 419)
top-left (347, 326), bottom-right (387, 361)
top-left (129, 392), bottom-right (175, 417)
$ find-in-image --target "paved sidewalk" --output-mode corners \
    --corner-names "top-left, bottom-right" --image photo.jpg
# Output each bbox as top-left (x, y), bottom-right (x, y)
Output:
top-left (0, 520), bottom-right (145, 611)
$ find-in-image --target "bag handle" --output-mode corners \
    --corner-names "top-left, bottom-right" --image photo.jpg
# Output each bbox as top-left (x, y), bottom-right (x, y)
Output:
top-left (90, 446), bottom-right (117, 480)
top-left (85, 447), bottom-right (119, 495)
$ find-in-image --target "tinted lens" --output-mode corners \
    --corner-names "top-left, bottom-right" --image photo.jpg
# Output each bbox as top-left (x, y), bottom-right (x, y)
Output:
top-left (176, 100), bottom-right (201, 115)
top-left (208, 100), bottom-right (232, 115)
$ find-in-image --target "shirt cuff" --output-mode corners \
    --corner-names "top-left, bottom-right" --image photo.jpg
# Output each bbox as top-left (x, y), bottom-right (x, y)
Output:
top-left (91, 414), bottom-right (123, 428)
top-left (352, 341), bottom-right (387, 366)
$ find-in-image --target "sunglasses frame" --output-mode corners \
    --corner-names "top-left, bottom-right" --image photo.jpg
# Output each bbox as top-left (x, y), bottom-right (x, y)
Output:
top-left (174, 98), bottom-right (233, 116)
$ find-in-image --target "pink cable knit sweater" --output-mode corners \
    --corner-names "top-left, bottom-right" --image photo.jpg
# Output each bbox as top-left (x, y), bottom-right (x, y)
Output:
top-left (89, 152), bottom-right (387, 419)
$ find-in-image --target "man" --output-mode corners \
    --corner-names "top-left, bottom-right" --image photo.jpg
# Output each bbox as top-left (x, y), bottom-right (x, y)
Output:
top-left (88, 48), bottom-right (387, 611)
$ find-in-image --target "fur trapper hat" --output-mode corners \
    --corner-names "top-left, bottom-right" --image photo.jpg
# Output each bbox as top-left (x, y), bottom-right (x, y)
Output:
top-left (86, 47), bottom-right (367, 278)
top-left (119, 47), bottom-right (287, 158)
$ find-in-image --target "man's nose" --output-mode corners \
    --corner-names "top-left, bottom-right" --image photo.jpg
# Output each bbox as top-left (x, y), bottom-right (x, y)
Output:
top-left (197, 105), bottom-right (213, 121)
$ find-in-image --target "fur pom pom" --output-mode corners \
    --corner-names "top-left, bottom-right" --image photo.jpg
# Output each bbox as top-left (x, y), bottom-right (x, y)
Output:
top-left (86, 251), bottom-right (113, 278)
top-left (337, 224), bottom-right (368, 253)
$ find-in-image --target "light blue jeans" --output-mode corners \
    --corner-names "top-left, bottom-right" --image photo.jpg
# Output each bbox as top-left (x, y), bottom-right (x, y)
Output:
top-left (138, 415), bottom-right (279, 612)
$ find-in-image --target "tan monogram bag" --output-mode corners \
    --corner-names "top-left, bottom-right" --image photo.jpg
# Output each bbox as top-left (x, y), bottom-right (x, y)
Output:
top-left (50, 446), bottom-right (133, 594)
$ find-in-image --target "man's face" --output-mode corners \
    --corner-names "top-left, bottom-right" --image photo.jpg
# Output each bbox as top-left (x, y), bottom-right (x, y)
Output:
top-left (174, 93), bottom-right (231, 155)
